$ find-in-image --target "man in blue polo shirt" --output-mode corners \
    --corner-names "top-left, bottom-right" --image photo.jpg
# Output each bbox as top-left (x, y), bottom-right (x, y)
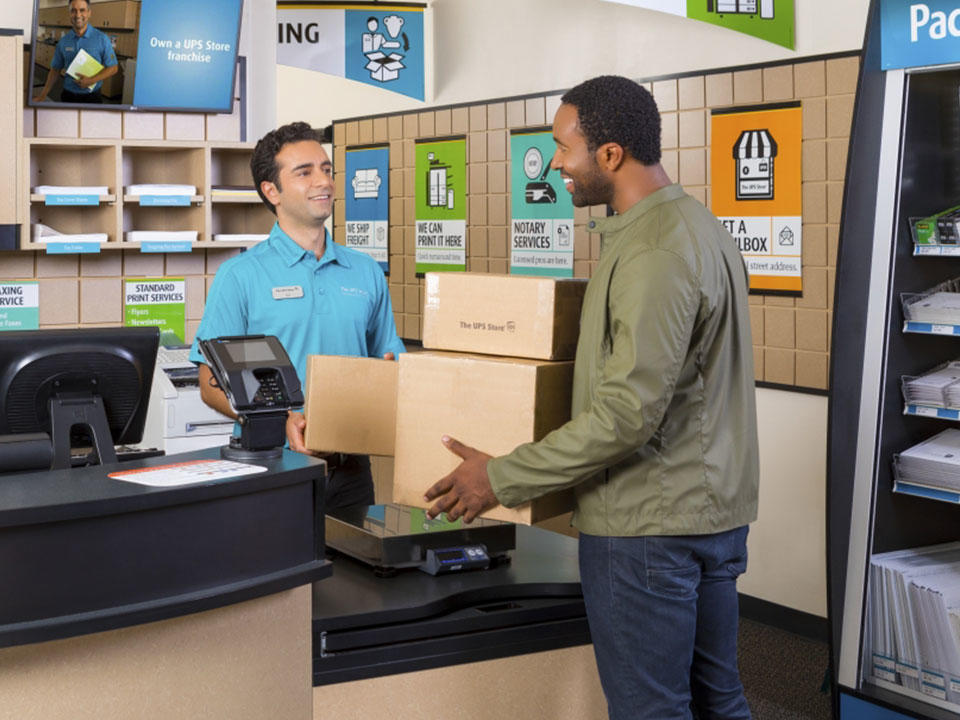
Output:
top-left (190, 122), bottom-right (405, 509)
top-left (33, 0), bottom-right (119, 104)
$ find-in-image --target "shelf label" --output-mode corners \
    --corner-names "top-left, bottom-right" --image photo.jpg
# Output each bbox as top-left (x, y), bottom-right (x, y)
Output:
top-left (45, 241), bottom-right (101, 254)
top-left (931, 324), bottom-right (958, 335)
top-left (897, 661), bottom-right (920, 679)
top-left (138, 195), bottom-right (191, 207)
top-left (950, 677), bottom-right (960, 694)
top-left (922, 669), bottom-right (948, 700)
top-left (140, 241), bottom-right (193, 253)
top-left (873, 654), bottom-right (897, 683)
top-left (44, 194), bottom-right (99, 206)
top-left (911, 404), bottom-right (941, 418)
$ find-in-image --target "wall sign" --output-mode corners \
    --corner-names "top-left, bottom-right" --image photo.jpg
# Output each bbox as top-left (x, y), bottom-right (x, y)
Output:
top-left (509, 128), bottom-right (574, 277)
top-left (414, 136), bottom-right (466, 274)
top-left (277, 1), bottom-right (426, 101)
top-left (124, 278), bottom-right (186, 343)
top-left (711, 102), bottom-right (803, 294)
top-left (881, 0), bottom-right (960, 70)
top-left (0, 281), bottom-right (39, 331)
top-left (599, 0), bottom-right (794, 50)
top-left (344, 144), bottom-right (390, 272)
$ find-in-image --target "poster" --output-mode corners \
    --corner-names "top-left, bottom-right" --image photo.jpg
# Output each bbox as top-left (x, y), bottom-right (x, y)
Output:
top-left (277, 2), bottom-right (426, 101)
top-left (599, 0), bottom-right (793, 50)
top-left (133, 0), bottom-right (242, 110)
top-left (124, 278), bottom-right (186, 343)
top-left (710, 102), bottom-right (803, 294)
top-left (0, 281), bottom-right (39, 331)
top-left (344, 144), bottom-right (390, 272)
top-left (414, 137), bottom-right (466, 274)
top-left (509, 128), bottom-right (574, 277)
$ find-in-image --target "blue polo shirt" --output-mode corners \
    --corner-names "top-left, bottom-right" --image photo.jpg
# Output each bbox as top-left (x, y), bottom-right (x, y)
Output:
top-left (52, 26), bottom-right (118, 95)
top-left (189, 223), bottom-right (405, 391)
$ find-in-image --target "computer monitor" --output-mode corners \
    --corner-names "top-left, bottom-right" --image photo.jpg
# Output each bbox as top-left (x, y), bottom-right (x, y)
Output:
top-left (0, 326), bottom-right (159, 471)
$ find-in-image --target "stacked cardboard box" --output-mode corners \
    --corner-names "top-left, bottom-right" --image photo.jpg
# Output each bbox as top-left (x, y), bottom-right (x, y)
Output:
top-left (304, 272), bottom-right (587, 525)
top-left (392, 273), bottom-right (586, 524)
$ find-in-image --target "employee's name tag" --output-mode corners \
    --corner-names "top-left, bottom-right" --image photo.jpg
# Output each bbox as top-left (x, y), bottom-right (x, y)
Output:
top-left (272, 285), bottom-right (304, 300)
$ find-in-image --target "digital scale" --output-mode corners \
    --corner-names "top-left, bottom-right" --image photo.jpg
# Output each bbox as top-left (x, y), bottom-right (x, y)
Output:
top-left (325, 503), bottom-right (516, 576)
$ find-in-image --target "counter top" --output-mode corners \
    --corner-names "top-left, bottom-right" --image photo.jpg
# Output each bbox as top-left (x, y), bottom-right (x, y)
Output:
top-left (0, 447), bottom-right (331, 648)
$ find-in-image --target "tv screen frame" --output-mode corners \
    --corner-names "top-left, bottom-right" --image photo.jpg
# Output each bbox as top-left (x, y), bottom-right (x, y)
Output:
top-left (27, 0), bottom-right (245, 114)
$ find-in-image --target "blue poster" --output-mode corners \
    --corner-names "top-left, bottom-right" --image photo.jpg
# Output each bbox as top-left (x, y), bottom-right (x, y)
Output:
top-left (344, 9), bottom-right (424, 101)
top-left (133, 0), bottom-right (242, 110)
top-left (881, 0), bottom-right (960, 70)
top-left (344, 145), bottom-right (390, 272)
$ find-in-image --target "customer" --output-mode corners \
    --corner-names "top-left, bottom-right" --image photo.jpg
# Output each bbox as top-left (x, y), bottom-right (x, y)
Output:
top-left (33, 0), bottom-right (119, 104)
top-left (192, 121), bottom-right (404, 509)
top-left (424, 75), bottom-right (759, 720)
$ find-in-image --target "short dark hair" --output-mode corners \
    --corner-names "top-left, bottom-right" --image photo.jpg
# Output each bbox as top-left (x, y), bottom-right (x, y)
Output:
top-left (70, 0), bottom-right (91, 8)
top-left (561, 76), bottom-right (661, 165)
top-left (250, 121), bottom-right (325, 214)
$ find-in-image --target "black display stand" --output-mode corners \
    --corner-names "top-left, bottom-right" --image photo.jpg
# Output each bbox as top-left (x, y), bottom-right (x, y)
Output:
top-left (829, 1), bottom-right (960, 718)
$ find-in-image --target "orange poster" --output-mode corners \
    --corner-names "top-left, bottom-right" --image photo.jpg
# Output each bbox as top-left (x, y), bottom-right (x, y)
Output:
top-left (711, 102), bottom-right (802, 294)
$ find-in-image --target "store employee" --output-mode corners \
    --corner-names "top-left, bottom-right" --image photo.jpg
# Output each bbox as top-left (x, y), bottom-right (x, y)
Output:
top-left (33, 0), bottom-right (119, 104)
top-left (190, 121), bottom-right (405, 509)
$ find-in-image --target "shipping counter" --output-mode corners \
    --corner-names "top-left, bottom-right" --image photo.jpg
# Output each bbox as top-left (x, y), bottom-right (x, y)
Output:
top-left (0, 447), bottom-right (330, 720)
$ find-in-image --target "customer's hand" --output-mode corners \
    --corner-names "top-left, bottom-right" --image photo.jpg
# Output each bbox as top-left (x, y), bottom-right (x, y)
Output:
top-left (424, 436), bottom-right (498, 523)
top-left (286, 411), bottom-right (310, 454)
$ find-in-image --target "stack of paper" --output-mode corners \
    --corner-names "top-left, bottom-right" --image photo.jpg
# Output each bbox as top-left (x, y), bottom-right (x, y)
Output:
top-left (32, 223), bottom-right (107, 244)
top-left (34, 185), bottom-right (109, 196)
top-left (896, 429), bottom-right (960, 492)
top-left (211, 233), bottom-right (269, 243)
top-left (903, 291), bottom-right (960, 324)
top-left (124, 230), bottom-right (197, 243)
top-left (869, 543), bottom-right (960, 706)
top-left (211, 185), bottom-right (259, 200)
top-left (65, 48), bottom-right (104, 82)
top-left (903, 362), bottom-right (960, 407)
top-left (125, 184), bottom-right (197, 196)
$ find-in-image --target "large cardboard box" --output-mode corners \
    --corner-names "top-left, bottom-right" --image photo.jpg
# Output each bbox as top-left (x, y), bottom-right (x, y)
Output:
top-left (393, 351), bottom-right (575, 525)
top-left (304, 355), bottom-right (398, 456)
top-left (422, 272), bottom-right (587, 360)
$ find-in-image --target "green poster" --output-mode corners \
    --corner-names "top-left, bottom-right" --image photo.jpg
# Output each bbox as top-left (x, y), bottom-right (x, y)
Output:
top-left (599, 1), bottom-right (793, 50)
top-left (415, 136), bottom-right (467, 273)
top-left (408, 506), bottom-right (463, 533)
top-left (687, 0), bottom-right (793, 51)
top-left (0, 281), bottom-right (39, 331)
top-left (510, 129), bottom-right (574, 277)
top-left (124, 277), bottom-right (186, 343)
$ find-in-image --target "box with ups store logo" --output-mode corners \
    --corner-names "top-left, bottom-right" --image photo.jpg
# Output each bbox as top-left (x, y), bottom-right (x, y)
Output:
top-left (421, 272), bottom-right (587, 361)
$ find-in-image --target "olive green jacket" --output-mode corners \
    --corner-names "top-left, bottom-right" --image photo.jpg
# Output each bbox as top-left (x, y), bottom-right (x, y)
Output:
top-left (487, 184), bottom-right (759, 536)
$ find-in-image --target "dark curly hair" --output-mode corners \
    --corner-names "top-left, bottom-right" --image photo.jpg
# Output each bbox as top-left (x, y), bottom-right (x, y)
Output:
top-left (561, 76), bottom-right (661, 166)
top-left (250, 121), bottom-right (325, 215)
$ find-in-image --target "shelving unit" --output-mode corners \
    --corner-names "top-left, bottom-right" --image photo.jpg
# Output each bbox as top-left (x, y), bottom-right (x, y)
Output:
top-left (20, 139), bottom-right (269, 252)
top-left (829, 2), bottom-right (960, 717)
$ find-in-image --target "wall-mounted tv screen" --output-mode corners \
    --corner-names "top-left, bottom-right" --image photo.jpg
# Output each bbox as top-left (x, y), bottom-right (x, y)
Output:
top-left (28, 0), bottom-right (244, 113)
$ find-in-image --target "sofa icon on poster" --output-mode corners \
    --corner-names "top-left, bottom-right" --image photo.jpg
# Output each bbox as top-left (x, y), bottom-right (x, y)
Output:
top-left (733, 128), bottom-right (777, 201)
top-left (352, 168), bottom-right (382, 199)
top-left (362, 15), bottom-right (409, 84)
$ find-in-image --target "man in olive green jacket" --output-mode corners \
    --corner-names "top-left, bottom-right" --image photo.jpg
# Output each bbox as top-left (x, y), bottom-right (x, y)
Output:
top-left (425, 76), bottom-right (759, 720)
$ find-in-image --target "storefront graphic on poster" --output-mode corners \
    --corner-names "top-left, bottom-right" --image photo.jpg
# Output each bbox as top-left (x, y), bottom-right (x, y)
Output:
top-left (510, 129), bottom-right (574, 277)
top-left (711, 103), bottom-right (803, 294)
top-left (124, 278), bottom-right (186, 343)
top-left (415, 138), bottom-right (466, 273)
top-left (0, 282), bottom-right (39, 331)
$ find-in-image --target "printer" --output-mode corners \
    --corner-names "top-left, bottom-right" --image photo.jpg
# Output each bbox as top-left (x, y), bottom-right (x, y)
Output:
top-left (139, 345), bottom-right (234, 455)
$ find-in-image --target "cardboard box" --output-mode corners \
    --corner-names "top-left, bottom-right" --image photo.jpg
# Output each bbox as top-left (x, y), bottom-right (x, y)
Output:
top-left (422, 272), bottom-right (587, 360)
top-left (304, 355), bottom-right (398, 456)
top-left (392, 351), bottom-right (575, 525)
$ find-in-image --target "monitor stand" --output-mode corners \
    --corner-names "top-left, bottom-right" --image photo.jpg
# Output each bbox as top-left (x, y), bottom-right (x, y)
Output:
top-left (49, 393), bottom-right (118, 469)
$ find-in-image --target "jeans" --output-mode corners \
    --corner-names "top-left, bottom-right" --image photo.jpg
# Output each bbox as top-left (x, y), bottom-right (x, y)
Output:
top-left (579, 526), bottom-right (751, 720)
